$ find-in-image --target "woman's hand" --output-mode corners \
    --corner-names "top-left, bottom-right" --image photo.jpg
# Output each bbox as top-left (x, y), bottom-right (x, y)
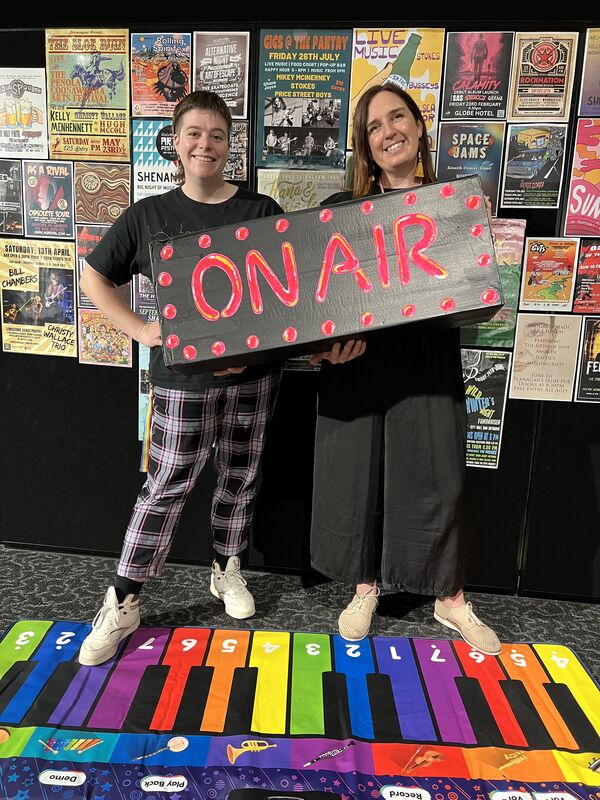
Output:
top-left (213, 366), bottom-right (247, 377)
top-left (309, 339), bottom-right (366, 366)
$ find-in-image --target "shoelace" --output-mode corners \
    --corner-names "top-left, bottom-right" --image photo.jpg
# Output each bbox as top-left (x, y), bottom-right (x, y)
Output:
top-left (91, 602), bottom-right (120, 639)
top-left (348, 592), bottom-right (378, 612)
top-left (217, 568), bottom-right (248, 595)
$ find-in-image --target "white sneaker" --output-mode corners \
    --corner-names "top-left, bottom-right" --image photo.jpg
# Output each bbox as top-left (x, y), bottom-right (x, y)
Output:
top-left (79, 586), bottom-right (140, 666)
top-left (210, 556), bottom-right (255, 619)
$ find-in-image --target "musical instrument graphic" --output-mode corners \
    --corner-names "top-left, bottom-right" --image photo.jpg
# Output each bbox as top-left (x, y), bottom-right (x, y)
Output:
top-left (133, 735), bottom-right (189, 761)
top-left (227, 740), bottom-right (277, 765)
top-left (44, 284), bottom-right (68, 308)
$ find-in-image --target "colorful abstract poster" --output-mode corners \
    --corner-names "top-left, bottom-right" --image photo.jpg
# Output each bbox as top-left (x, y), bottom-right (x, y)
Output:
top-left (573, 239), bottom-right (600, 314)
top-left (579, 29), bottom-right (600, 117)
top-left (0, 159), bottom-right (23, 235)
top-left (74, 161), bottom-right (130, 224)
top-left (575, 316), bottom-right (600, 401)
top-left (436, 122), bottom-right (505, 214)
top-left (564, 119), bottom-right (600, 237)
top-left (349, 28), bottom-right (445, 150)
top-left (0, 238), bottom-right (76, 357)
top-left (257, 29), bottom-right (351, 169)
top-left (508, 32), bottom-right (578, 122)
top-left (22, 159), bottom-right (74, 239)
top-left (519, 237), bottom-right (578, 312)
top-left (132, 118), bottom-right (178, 201)
top-left (76, 223), bottom-right (132, 367)
top-left (139, 342), bottom-right (150, 440)
top-left (501, 123), bottom-right (567, 208)
top-left (131, 33), bottom-right (191, 116)
top-left (461, 348), bottom-right (511, 468)
top-left (257, 168), bottom-right (345, 211)
top-left (0, 68), bottom-right (48, 158)
top-left (461, 218), bottom-right (526, 348)
top-left (509, 312), bottom-right (581, 401)
top-left (441, 32), bottom-right (513, 120)
top-left (133, 272), bottom-right (158, 323)
top-left (223, 121), bottom-right (248, 182)
top-left (193, 31), bottom-right (250, 118)
top-left (45, 29), bottom-right (130, 161)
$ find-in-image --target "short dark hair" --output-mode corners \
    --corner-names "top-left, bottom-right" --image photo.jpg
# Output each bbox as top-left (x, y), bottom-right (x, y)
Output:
top-left (172, 91), bottom-right (232, 184)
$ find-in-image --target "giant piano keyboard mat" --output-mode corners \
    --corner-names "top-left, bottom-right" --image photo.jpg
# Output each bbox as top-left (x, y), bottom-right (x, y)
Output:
top-left (0, 621), bottom-right (599, 800)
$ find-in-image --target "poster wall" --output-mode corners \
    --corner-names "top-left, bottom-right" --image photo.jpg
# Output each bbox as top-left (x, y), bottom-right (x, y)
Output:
top-left (575, 316), bottom-right (600, 402)
top-left (74, 162), bottom-right (130, 224)
top-left (564, 119), bottom-right (600, 238)
top-left (132, 119), bottom-right (178, 201)
top-left (462, 348), bottom-right (511, 468)
top-left (519, 237), bottom-right (578, 312)
top-left (501, 123), bottom-right (567, 208)
top-left (0, 159), bottom-right (23, 235)
top-left (579, 29), bottom-right (600, 117)
top-left (22, 160), bottom-right (74, 239)
top-left (194, 31), bottom-right (250, 119)
top-left (0, 68), bottom-right (48, 158)
top-left (131, 33), bottom-right (191, 116)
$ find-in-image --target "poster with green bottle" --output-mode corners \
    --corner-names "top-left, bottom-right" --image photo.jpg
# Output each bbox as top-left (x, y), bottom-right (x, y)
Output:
top-left (349, 28), bottom-right (445, 150)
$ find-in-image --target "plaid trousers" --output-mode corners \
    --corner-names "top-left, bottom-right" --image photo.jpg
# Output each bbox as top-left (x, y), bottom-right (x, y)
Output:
top-left (117, 369), bottom-right (281, 579)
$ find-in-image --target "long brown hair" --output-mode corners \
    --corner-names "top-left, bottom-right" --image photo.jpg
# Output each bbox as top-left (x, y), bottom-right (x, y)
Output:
top-left (172, 90), bottom-right (232, 185)
top-left (350, 84), bottom-right (436, 199)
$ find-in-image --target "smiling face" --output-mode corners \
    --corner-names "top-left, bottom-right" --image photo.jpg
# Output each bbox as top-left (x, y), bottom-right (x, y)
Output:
top-left (366, 90), bottom-right (423, 183)
top-left (173, 108), bottom-right (230, 187)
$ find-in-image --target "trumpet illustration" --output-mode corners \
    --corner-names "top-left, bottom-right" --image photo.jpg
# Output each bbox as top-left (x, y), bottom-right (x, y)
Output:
top-left (227, 739), bottom-right (277, 765)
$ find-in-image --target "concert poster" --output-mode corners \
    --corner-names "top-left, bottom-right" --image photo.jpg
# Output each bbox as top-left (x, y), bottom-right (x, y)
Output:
top-left (139, 343), bottom-right (151, 441)
top-left (131, 33), bottom-right (191, 117)
top-left (0, 238), bottom-right (76, 357)
top-left (257, 168), bottom-right (345, 211)
top-left (519, 237), bottom-right (578, 312)
top-left (257, 28), bottom-right (351, 169)
top-left (575, 316), bottom-right (600, 402)
top-left (133, 118), bottom-right (178, 201)
top-left (0, 159), bottom-right (23, 235)
top-left (564, 119), bottom-right (600, 237)
top-left (0, 68), bottom-right (48, 158)
top-left (74, 161), bottom-right (130, 224)
top-left (573, 239), bottom-right (600, 314)
top-left (76, 223), bottom-right (132, 367)
top-left (436, 122), bottom-right (505, 214)
top-left (45, 28), bottom-right (130, 161)
top-left (500, 123), bottom-right (567, 208)
top-left (223, 121), bottom-right (248, 182)
top-left (579, 29), bottom-right (600, 116)
top-left (509, 312), bottom-right (581, 401)
top-left (22, 159), bottom-right (74, 239)
top-left (461, 348), bottom-right (511, 469)
top-left (193, 31), bottom-right (249, 119)
top-left (441, 32), bottom-right (513, 120)
top-left (133, 272), bottom-right (158, 323)
top-left (461, 218), bottom-right (527, 348)
top-left (349, 27), bottom-right (445, 150)
top-left (508, 32), bottom-right (578, 122)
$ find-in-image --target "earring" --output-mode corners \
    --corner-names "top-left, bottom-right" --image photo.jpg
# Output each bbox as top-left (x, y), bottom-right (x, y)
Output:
top-left (415, 149), bottom-right (424, 179)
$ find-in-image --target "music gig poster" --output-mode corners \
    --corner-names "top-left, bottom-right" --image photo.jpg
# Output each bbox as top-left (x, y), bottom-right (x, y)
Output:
top-left (22, 159), bottom-right (74, 239)
top-left (0, 68), bottom-right (48, 158)
top-left (132, 118), bottom-right (178, 201)
top-left (74, 161), bottom-right (130, 224)
top-left (575, 316), bottom-right (600, 401)
top-left (133, 272), bottom-right (158, 324)
top-left (45, 28), bottom-right (130, 161)
top-left (223, 121), bottom-right (248, 182)
top-left (519, 237), bottom-right (578, 312)
top-left (564, 119), bottom-right (600, 237)
top-left (579, 29), bottom-right (600, 116)
top-left (349, 28), bottom-right (445, 150)
top-left (461, 349), bottom-right (511, 468)
top-left (131, 33), bottom-right (191, 116)
top-left (508, 32), bottom-right (578, 122)
top-left (0, 159), bottom-right (23, 235)
top-left (461, 218), bottom-right (526, 349)
top-left (501, 123), bottom-right (567, 208)
top-left (441, 32), bottom-right (513, 120)
top-left (76, 223), bottom-right (132, 367)
top-left (436, 122), bottom-right (505, 214)
top-left (257, 168), bottom-right (345, 211)
top-left (257, 29), bottom-right (351, 169)
top-left (0, 238), bottom-right (76, 357)
top-left (139, 342), bottom-right (151, 440)
top-left (509, 312), bottom-right (581, 401)
top-left (573, 239), bottom-right (600, 314)
top-left (194, 31), bottom-right (250, 119)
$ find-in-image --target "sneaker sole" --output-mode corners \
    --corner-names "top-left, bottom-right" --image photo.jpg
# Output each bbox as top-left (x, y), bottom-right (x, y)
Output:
top-left (78, 618), bottom-right (141, 666)
top-left (433, 611), bottom-right (502, 656)
top-left (210, 580), bottom-right (255, 620)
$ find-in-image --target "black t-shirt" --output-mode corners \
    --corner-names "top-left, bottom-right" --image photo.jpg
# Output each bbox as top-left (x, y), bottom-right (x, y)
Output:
top-left (87, 186), bottom-right (284, 390)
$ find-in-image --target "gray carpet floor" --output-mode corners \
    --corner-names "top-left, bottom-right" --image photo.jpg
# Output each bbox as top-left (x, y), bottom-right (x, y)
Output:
top-left (1, 545), bottom-right (599, 680)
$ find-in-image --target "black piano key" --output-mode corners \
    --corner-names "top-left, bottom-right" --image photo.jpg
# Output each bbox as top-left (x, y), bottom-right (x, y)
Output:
top-left (455, 676), bottom-right (503, 747)
top-left (123, 666), bottom-right (171, 733)
top-left (323, 672), bottom-right (352, 741)
top-left (0, 662), bottom-right (37, 716)
top-left (21, 662), bottom-right (81, 728)
top-left (367, 673), bottom-right (402, 742)
top-left (224, 667), bottom-right (258, 735)
top-left (501, 679), bottom-right (554, 749)
top-left (172, 666), bottom-right (213, 732)
top-left (544, 682), bottom-right (600, 751)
